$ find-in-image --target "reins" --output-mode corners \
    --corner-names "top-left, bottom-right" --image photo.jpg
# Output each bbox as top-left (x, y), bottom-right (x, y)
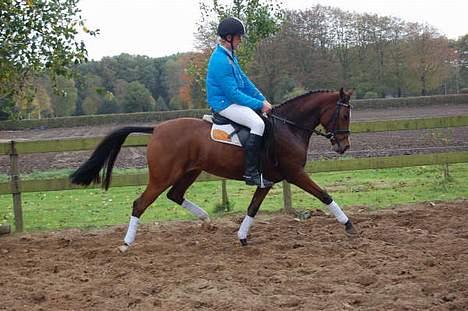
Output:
top-left (269, 100), bottom-right (352, 142)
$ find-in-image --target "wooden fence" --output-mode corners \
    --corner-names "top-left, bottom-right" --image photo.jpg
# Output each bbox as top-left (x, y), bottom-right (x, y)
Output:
top-left (1, 94), bottom-right (467, 131)
top-left (1, 115), bottom-right (468, 232)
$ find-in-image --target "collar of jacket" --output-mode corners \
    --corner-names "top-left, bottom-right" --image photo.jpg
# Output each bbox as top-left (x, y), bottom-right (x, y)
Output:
top-left (218, 44), bottom-right (235, 61)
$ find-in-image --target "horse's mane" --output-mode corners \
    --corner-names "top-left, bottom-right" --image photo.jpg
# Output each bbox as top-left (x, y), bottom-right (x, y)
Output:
top-left (273, 89), bottom-right (335, 112)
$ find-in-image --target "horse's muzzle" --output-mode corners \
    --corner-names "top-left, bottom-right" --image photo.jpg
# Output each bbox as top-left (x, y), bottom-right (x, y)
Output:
top-left (333, 142), bottom-right (349, 154)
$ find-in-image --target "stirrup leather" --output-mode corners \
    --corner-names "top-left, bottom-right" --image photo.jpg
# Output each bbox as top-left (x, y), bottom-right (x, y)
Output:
top-left (244, 173), bottom-right (273, 188)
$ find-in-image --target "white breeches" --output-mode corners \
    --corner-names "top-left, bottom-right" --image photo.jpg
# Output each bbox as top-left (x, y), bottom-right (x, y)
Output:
top-left (218, 104), bottom-right (265, 136)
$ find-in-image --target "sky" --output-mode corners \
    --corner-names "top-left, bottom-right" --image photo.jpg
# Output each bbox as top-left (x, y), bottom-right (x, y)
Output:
top-left (78, 0), bottom-right (468, 61)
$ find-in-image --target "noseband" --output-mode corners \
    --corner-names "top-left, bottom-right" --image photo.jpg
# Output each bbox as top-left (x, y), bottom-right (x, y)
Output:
top-left (324, 101), bottom-right (352, 142)
top-left (270, 100), bottom-right (352, 143)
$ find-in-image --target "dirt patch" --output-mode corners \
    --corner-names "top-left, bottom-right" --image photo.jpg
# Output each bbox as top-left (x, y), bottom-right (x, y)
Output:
top-left (1, 200), bottom-right (467, 310)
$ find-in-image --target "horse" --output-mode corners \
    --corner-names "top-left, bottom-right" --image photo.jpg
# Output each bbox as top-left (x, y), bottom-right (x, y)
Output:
top-left (70, 88), bottom-right (357, 252)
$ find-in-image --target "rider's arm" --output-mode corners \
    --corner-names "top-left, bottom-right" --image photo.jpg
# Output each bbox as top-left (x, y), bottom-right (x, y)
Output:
top-left (212, 57), bottom-right (264, 111)
top-left (239, 68), bottom-right (265, 102)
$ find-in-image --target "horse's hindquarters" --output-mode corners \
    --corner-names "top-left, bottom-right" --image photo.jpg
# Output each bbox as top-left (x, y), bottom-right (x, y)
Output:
top-left (146, 118), bottom-right (246, 182)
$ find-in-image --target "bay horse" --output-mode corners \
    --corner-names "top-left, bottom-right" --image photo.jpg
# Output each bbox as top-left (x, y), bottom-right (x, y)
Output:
top-left (70, 88), bottom-right (357, 252)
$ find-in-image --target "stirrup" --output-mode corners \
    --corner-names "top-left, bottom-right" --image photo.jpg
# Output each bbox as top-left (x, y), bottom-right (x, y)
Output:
top-left (244, 173), bottom-right (273, 188)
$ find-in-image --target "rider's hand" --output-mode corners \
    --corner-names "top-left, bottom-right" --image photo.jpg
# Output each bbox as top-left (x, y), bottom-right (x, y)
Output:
top-left (262, 100), bottom-right (272, 113)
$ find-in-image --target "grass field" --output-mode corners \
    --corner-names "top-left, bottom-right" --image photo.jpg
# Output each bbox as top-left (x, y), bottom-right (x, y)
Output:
top-left (1, 163), bottom-right (467, 232)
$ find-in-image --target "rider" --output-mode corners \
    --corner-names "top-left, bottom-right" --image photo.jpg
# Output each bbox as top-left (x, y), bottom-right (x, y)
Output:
top-left (206, 16), bottom-right (274, 188)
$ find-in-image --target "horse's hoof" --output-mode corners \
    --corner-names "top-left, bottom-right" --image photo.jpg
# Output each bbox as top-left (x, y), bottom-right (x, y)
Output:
top-left (344, 220), bottom-right (359, 237)
top-left (240, 239), bottom-right (248, 246)
top-left (118, 244), bottom-right (129, 253)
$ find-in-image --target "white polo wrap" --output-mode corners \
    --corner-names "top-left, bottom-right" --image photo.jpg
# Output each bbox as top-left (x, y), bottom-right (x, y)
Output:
top-left (182, 199), bottom-right (209, 220)
top-left (327, 201), bottom-right (349, 224)
top-left (124, 216), bottom-right (140, 246)
top-left (238, 215), bottom-right (254, 240)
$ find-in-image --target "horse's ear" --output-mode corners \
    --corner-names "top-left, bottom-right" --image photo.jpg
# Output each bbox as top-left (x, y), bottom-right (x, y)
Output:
top-left (339, 87), bottom-right (345, 99)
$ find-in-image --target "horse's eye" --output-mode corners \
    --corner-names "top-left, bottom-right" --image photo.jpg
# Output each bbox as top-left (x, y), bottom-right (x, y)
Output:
top-left (343, 115), bottom-right (349, 121)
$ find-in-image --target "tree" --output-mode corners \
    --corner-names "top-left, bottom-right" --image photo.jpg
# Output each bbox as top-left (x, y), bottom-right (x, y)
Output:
top-left (50, 76), bottom-right (78, 117)
top-left (196, 0), bottom-right (284, 69)
top-left (168, 96), bottom-right (184, 111)
top-left (456, 34), bottom-right (468, 90)
top-left (251, 7), bottom-right (342, 102)
top-left (404, 25), bottom-right (451, 95)
top-left (190, 0), bottom-right (284, 100)
top-left (0, 0), bottom-right (97, 119)
top-left (0, 97), bottom-right (17, 120)
top-left (97, 91), bottom-right (119, 114)
top-left (155, 96), bottom-right (169, 111)
top-left (121, 81), bottom-right (155, 113)
top-left (163, 53), bottom-right (202, 109)
top-left (80, 73), bottom-right (105, 115)
top-left (30, 80), bottom-right (52, 118)
top-left (327, 7), bottom-right (356, 86)
top-left (384, 17), bottom-right (410, 97)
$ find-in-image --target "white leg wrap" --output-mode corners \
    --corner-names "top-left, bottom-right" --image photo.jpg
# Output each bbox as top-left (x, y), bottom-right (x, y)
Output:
top-left (123, 216), bottom-right (139, 246)
top-left (182, 199), bottom-right (209, 220)
top-left (238, 215), bottom-right (254, 240)
top-left (327, 201), bottom-right (349, 224)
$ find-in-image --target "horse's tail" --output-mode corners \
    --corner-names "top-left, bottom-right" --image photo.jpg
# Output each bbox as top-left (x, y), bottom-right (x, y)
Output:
top-left (70, 126), bottom-right (154, 190)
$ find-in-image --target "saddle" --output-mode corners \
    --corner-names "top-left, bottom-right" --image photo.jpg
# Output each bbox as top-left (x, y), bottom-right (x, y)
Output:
top-left (202, 112), bottom-right (278, 167)
top-left (202, 113), bottom-right (250, 147)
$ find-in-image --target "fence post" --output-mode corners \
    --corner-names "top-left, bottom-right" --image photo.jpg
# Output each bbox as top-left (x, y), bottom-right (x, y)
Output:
top-left (282, 181), bottom-right (294, 214)
top-left (9, 141), bottom-right (23, 232)
top-left (221, 180), bottom-right (228, 207)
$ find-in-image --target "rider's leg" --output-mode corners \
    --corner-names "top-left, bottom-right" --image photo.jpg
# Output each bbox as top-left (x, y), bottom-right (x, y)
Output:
top-left (218, 104), bottom-right (273, 188)
top-left (243, 133), bottom-right (273, 188)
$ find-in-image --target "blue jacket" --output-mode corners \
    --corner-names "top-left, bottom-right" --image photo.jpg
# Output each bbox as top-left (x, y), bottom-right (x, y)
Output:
top-left (206, 45), bottom-right (265, 112)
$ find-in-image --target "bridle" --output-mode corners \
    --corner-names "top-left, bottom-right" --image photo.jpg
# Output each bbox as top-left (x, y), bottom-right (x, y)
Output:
top-left (270, 100), bottom-right (352, 143)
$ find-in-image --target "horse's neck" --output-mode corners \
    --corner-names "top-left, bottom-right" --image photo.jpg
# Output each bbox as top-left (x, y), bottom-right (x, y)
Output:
top-left (274, 95), bottom-right (324, 131)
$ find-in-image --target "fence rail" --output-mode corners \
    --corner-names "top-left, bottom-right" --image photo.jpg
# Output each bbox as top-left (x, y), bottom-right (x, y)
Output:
top-left (2, 114), bottom-right (468, 232)
top-left (1, 94), bottom-right (467, 131)
top-left (1, 115), bottom-right (467, 156)
top-left (1, 151), bottom-right (467, 195)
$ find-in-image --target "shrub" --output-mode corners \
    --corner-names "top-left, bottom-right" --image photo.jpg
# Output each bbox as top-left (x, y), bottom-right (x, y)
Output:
top-left (363, 91), bottom-right (379, 99)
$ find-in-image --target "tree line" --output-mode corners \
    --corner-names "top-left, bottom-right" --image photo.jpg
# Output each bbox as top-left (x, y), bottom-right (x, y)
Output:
top-left (1, 1), bottom-right (467, 121)
top-left (250, 6), bottom-right (468, 103)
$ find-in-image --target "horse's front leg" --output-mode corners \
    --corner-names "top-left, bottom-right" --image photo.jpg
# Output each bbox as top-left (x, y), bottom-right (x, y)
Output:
top-left (288, 170), bottom-right (358, 236)
top-left (238, 186), bottom-right (271, 246)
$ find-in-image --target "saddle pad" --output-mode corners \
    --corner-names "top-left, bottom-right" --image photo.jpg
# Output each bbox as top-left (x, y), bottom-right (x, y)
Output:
top-left (203, 115), bottom-right (242, 147)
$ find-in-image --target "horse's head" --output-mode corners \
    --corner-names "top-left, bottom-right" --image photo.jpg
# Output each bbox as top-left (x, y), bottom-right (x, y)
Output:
top-left (319, 88), bottom-right (353, 154)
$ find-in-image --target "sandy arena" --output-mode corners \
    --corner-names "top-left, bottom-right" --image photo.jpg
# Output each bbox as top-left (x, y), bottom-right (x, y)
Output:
top-left (1, 103), bottom-right (467, 310)
top-left (1, 200), bottom-right (467, 310)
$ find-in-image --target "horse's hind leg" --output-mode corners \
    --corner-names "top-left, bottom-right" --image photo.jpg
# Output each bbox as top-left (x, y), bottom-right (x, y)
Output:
top-left (166, 170), bottom-right (209, 221)
top-left (119, 180), bottom-right (169, 252)
top-left (238, 186), bottom-right (271, 246)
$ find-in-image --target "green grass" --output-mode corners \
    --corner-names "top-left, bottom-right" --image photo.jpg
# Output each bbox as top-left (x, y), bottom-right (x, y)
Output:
top-left (0, 168), bottom-right (148, 182)
top-left (1, 163), bottom-right (467, 232)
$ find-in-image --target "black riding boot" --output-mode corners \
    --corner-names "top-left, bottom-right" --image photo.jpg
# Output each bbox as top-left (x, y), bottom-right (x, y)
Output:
top-left (243, 133), bottom-right (274, 188)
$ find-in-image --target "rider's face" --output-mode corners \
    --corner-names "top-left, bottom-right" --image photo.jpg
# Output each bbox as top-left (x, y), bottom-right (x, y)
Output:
top-left (231, 34), bottom-right (242, 50)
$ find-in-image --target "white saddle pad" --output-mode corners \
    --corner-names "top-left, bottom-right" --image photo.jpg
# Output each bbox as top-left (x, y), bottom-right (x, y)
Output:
top-left (202, 115), bottom-right (242, 147)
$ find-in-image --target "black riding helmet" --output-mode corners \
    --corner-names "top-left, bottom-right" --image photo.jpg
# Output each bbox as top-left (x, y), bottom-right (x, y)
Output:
top-left (217, 17), bottom-right (246, 40)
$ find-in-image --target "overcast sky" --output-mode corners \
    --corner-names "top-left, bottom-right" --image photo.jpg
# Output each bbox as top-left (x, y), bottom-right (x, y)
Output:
top-left (78, 0), bottom-right (468, 61)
